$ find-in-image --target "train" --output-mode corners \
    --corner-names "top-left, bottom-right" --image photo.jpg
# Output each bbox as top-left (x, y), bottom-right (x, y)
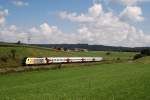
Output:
top-left (25, 57), bottom-right (103, 65)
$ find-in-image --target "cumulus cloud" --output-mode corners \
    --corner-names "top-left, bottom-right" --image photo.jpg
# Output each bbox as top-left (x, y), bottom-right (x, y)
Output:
top-left (29, 22), bottom-right (78, 44)
top-left (12, 0), bottom-right (29, 7)
top-left (0, 9), bottom-right (8, 25)
top-left (1, 3), bottom-right (150, 47)
top-left (110, 0), bottom-right (149, 6)
top-left (120, 6), bottom-right (144, 22)
top-left (88, 3), bottom-right (103, 17)
top-left (58, 3), bottom-right (150, 47)
top-left (59, 3), bottom-right (103, 22)
top-left (0, 25), bottom-right (28, 43)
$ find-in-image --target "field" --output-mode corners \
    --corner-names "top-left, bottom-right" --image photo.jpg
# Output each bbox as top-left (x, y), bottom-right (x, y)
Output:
top-left (0, 45), bottom-right (150, 100)
top-left (0, 45), bottom-right (136, 68)
top-left (0, 63), bottom-right (150, 100)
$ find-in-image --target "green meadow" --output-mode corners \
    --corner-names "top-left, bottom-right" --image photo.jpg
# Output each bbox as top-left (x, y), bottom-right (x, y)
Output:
top-left (0, 45), bottom-right (150, 100)
top-left (0, 63), bottom-right (150, 100)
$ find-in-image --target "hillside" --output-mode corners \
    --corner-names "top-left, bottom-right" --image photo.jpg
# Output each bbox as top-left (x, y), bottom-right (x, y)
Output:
top-left (134, 56), bottom-right (150, 64)
top-left (0, 45), bottom-right (136, 68)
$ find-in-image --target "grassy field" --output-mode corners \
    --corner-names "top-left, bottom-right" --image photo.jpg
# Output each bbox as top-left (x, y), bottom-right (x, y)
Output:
top-left (0, 63), bottom-right (150, 100)
top-left (0, 45), bottom-right (136, 68)
top-left (0, 45), bottom-right (150, 100)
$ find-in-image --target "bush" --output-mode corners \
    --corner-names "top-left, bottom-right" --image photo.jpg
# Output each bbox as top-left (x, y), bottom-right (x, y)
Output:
top-left (106, 52), bottom-right (111, 55)
top-left (133, 54), bottom-right (144, 60)
top-left (10, 49), bottom-right (16, 58)
top-left (141, 49), bottom-right (150, 56)
top-left (116, 58), bottom-right (120, 60)
top-left (0, 56), bottom-right (8, 62)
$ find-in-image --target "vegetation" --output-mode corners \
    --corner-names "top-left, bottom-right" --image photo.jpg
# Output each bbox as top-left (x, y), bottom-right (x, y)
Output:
top-left (141, 49), bottom-right (150, 56)
top-left (0, 44), bottom-right (150, 100)
top-left (133, 49), bottom-right (150, 60)
top-left (0, 63), bottom-right (150, 100)
top-left (0, 45), bottom-right (136, 68)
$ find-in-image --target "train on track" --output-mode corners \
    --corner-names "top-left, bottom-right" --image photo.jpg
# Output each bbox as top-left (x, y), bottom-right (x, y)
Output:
top-left (25, 57), bottom-right (103, 66)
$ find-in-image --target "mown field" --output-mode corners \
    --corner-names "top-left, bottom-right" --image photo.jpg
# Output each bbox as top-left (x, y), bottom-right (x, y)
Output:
top-left (0, 63), bottom-right (150, 100)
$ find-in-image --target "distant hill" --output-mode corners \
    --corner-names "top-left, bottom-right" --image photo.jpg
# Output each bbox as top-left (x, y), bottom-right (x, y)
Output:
top-left (31, 44), bottom-right (150, 52)
top-left (1, 42), bottom-right (150, 52)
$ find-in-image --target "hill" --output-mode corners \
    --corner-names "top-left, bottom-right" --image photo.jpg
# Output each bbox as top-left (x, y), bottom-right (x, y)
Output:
top-left (32, 44), bottom-right (150, 52)
top-left (0, 45), bottom-right (136, 68)
top-left (134, 56), bottom-right (150, 64)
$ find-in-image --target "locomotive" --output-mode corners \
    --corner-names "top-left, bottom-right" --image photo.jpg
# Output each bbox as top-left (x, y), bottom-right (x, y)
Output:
top-left (25, 57), bottom-right (103, 65)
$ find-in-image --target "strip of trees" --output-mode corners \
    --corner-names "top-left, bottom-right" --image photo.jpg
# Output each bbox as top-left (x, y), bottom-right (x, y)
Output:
top-left (133, 49), bottom-right (150, 60)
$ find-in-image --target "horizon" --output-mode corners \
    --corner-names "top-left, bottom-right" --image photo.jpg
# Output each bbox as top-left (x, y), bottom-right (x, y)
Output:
top-left (0, 0), bottom-right (150, 47)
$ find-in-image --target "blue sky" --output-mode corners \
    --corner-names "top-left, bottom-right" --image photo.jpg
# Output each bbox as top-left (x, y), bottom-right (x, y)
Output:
top-left (0, 0), bottom-right (148, 32)
top-left (0, 0), bottom-right (150, 47)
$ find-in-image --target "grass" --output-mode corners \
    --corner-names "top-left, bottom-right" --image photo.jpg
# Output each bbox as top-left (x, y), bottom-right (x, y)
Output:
top-left (0, 63), bottom-right (150, 100)
top-left (0, 45), bottom-right (150, 100)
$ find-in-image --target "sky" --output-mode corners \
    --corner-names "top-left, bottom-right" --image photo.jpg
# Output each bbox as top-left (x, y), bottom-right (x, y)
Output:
top-left (0, 0), bottom-right (150, 47)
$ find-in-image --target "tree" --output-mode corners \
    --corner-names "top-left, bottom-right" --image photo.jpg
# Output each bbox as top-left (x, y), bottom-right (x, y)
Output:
top-left (11, 49), bottom-right (16, 59)
top-left (17, 40), bottom-right (21, 44)
top-left (106, 52), bottom-right (111, 55)
top-left (141, 49), bottom-right (150, 56)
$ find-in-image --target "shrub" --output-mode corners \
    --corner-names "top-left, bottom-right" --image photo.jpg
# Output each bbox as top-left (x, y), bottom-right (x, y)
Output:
top-left (10, 49), bottom-right (16, 58)
top-left (0, 56), bottom-right (8, 62)
top-left (133, 54), bottom-right (144, 60)
top-left (106, 52), bottom-right (111, 55)
top-left (116, 58), bottom-right (120, 61)
top-left (141, 49), bottom-right (150, 56)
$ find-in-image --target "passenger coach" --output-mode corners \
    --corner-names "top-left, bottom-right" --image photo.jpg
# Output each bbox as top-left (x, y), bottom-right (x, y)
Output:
top-left (25, 57), bottom-right (103, 65)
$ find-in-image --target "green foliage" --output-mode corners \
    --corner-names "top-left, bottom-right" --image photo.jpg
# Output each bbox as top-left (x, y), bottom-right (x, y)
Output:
top-left (0, 55), bottom-right (8, 62)
top-left (106, 52), bottom-right (111, 55)
top-left (0, 63), bottom-right (150, 100)
top-left (141, 49), bottom-right (150, 56)
top-left (116, 57), bottom-right (120, 60)
top-left (133, 54), bottom-right (144, 60)
top-left (10, 49), bottom-right (16, 58)
top-left (133, 49), bottom-right (150, 60)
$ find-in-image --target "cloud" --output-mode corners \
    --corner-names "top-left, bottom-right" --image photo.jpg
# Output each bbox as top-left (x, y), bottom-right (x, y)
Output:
top-left (1, 3), bottom-right (150, 47)
top-left (110, 0), bottom-right (149, 6)
top-left (12, 0), bottom-right (29, 7)
top-left (58, 3), bottom-right (150, 47)
top-left (88, 3), bottom-right (103, 17)
top-left (120, 6), bottom-right (144, 22)
top-left (29, 22), bottom-right (78, 44)
top-left (0, 25), bottom-right (28, 43)
top-left (0, 9), bottom-right (8, 25)
top-left (59, 3), bottom-right (103, 22)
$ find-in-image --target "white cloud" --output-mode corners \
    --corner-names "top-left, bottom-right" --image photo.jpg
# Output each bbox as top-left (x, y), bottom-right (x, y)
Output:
top-left (59, 3), bottom-right (103, 22)
top-left (1, 3), bottom-right (150, 47)
top-left (0, 25), bottom-right (28, 43)
top-left (58, 3), bottom-right (150, 47)
top-left (0, 9), bottom-right (8, 25)
top-left (88, 3), bottom-right (103, 17)
top-left (29, 22), bottom-right (78, 44)
top-left (59, 11), bottom-right (94, 23)
top-left (120, 6), bottom-right (144, 22)
top-left (12, 0), bottom-right (29, 7)
top-left (110, 0), bottom-right (149, 6)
